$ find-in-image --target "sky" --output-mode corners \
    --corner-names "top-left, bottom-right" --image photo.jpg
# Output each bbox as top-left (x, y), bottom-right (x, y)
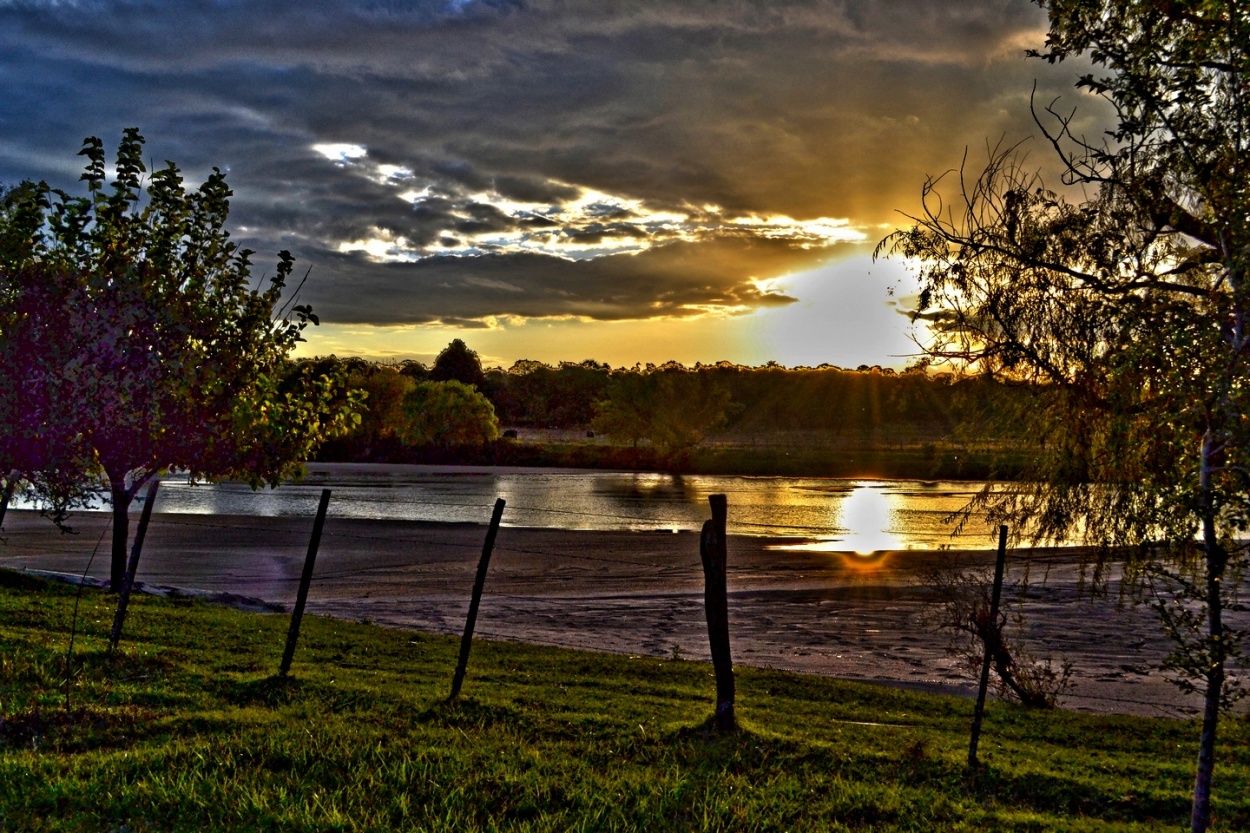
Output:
top-left (0, 0), bottom-right (1109, 370)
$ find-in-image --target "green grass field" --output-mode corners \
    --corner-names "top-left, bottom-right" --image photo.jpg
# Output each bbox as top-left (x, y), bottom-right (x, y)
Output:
top-left (469, 439), bottom-right (1026, 480)
top-left (2, 569), bottom-right (1247, 831)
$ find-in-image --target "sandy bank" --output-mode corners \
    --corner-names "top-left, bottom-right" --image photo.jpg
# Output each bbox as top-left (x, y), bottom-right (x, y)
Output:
top-left (1, 509), bottom-right (1203, 718)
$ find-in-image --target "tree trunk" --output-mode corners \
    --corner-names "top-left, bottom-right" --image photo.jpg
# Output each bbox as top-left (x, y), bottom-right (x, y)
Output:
top-left (110, 481), bottom-right (132, 590)
top-left (1192, 433), bottom-right (1227, 833)
top-left (1191, 557), bottom-right (1224, 833)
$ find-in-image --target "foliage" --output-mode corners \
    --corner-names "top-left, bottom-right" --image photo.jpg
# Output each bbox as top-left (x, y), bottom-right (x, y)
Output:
top-left (645, 368), bottom-right (735, 454)
top-left (3, 574), bottom-right (1248, 831)
top-left (593, 367), bottom-right (734, 458)
top-left (879, 2), bottom-right (1249, 828)
top-left (590, 372), bottom-right (652, 447)
top-left (303, 349), bottom-right (1036, 475)
top-left (346, 366), bottom-right (416, 449)
top-left (429, 338), bottom-right (486, 389)
top-left (0, 130), bottom-right (361, 584)
top-left (925, 561), bottom-right (1074, 709)
top-left (397, 380), bottom-right (499, 447)
top-left (0, 182), bottom-right (98, 524)
top-left (488, 358), bottom-right (611, 428)
top-left (309, 350), bottom-right (1032, 445)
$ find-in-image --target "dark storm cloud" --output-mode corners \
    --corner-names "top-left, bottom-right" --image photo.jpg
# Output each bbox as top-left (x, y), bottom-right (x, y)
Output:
top-left (295, 235), bottom-right (810, 325)
top-left (0, 0), bottom-right (1101, 326)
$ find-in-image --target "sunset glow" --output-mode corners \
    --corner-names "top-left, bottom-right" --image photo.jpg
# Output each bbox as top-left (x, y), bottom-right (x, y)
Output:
top-left (0, 0), bottom-right (1101, 369)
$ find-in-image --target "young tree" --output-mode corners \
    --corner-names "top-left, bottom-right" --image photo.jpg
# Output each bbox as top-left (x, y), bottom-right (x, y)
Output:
top-left (397, 380), bottom-right (499, 447)
top-left (0, 130), bottom-right (361, 587)
top-left (926, 560), bottom-right (1074, 709)
top-left (880, 3), bottom-right (1247, 828)
top-left (644, 368), bottom-right (734, 457)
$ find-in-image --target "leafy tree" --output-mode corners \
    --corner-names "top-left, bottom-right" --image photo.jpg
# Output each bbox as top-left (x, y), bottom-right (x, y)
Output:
top-left (926, 560), bottom-right (1074, 709)
top-left (0, 130), bottom-right (361, 587)
top-left (397, 359), bottom-right (429, 380)
top-left (880, 2), bottom-right (1247, 828)
top-left (593, 368), bottom-right (733, 458)
top-left (0, 181), bottom-right (98, 524)
top-left (430, 338), bottom-right (486, 389)
top-left (347, 366), bottom-right (416, 450)
top-left (591, 373), bottom-right (652, 448)
top-left (645, 368), bottom-right (734, 455)
top-left (398, 380), bottom-right (499, 447)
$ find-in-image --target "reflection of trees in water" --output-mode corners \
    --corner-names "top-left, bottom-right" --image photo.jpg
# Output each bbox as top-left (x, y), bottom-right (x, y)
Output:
top-left (593, 473), bottom-right (700, 506)
top-left (139, 471), bottom-right (1010, 547)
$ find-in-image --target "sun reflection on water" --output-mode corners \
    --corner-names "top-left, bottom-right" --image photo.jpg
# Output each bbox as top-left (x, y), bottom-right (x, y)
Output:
top-left (770, 484), bottom-right (905, 557)
top-left (838, 486), bottom-right (904, 554)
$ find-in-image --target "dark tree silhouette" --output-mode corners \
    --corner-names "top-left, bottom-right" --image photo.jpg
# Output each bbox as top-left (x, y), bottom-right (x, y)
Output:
top-left (430, 339), bottom-right (486, 389)
top-left (881, 3), bottom-right (1249, 827)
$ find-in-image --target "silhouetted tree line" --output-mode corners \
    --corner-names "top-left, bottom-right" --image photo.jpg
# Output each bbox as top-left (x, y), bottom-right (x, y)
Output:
top-left (307, 340), bottom-right (1032, 468)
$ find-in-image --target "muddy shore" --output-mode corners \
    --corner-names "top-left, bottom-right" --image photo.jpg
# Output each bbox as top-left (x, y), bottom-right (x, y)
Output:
top-left (1, 509), bottom-right (1203, 718)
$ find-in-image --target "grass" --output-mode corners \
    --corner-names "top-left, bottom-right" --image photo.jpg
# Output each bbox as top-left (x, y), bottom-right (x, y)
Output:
top-left (2, 570), bottom-right (1248, 831)
top-left (447, 439), bottom-right (1027, 480)
top-left (375, 427), bottom-right (1034, 479)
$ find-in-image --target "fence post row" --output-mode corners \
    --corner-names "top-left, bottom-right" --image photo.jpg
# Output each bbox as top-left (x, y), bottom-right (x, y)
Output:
top-left (968, 524), bottom-right (1009, 768)
top-left (449, 497), bottom-right (506, 700)
top-left (109, 479), bottom-right (161, 651)
top-left (700, 493), bottom-right (735, 731)
top-left (279, 488), bottom-right (332, 677)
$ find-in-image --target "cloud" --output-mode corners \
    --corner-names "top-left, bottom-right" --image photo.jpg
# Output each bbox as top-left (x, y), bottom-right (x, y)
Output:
top-left (0, 0), bottom-right (1108, 329)
top-left (293, 234), bottom-right (816, 325)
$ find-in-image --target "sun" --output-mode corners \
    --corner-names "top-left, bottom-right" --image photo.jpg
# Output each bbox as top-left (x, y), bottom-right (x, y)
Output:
top-left (837, 485), bottom-right (903, 555)
top-left (747, 251), bottom-right (928, 370)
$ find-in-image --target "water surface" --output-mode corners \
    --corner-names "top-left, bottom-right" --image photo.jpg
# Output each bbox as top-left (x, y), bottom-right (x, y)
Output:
top-left (138, 464), bottom-right (1003, 551)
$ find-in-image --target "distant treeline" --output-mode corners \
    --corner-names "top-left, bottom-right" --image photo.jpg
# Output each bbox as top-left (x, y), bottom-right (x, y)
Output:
top-left (298, 342), bottom-right (1034, 477)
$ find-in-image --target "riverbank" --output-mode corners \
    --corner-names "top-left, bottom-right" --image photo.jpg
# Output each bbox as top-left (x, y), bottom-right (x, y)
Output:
top-left (321, 428), bottom-right (1033, 480)
top-left (1, 509), bottom-right (1196, 717)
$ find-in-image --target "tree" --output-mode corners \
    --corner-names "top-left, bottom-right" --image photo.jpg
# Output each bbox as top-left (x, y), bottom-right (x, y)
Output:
top-left (397, 380), bottom-right (499, 447)
top-left (593, 367), bottom-right (733, 459)
top-left (644, 368), bottom-right (734, 456)
top-left (879, 2), bottom-right (1248, 828)
top-left (430, 338), bottom-right (486, 389)
top-left (0, 181), bottom-right (98, 525)
top-left (0, 130), bottom-right (361, 587)
top-left (591, 372), bottom-right (652, 447)
top-left (347, 366), bottom-right (417, 451)
top-left (397, 359), bottom-right (429, 381)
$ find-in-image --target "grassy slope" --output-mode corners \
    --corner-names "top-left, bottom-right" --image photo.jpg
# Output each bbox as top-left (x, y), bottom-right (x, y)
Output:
top-left (2, 571), bottom-right (1247, 832)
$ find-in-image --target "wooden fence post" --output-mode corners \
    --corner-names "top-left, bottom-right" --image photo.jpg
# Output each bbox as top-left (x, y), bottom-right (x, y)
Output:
top-left (968, 524), bottom-right (1009, 768)
top-left (279, 488), bottom-right (332, 677)
top-left (700, 493), bottom-right (735, 731)
top-left (109, 480), bottom-right (161, 651)
top-left (449, 498), bottom-right (506, 700)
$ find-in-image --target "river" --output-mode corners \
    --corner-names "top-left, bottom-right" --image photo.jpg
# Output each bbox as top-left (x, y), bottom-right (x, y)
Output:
top-left (108, 463), bottom-right (1007, 552)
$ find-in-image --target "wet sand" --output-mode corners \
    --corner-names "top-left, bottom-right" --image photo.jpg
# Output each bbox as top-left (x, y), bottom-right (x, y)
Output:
top-left (0, 509), bottom-right (1204, 717)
